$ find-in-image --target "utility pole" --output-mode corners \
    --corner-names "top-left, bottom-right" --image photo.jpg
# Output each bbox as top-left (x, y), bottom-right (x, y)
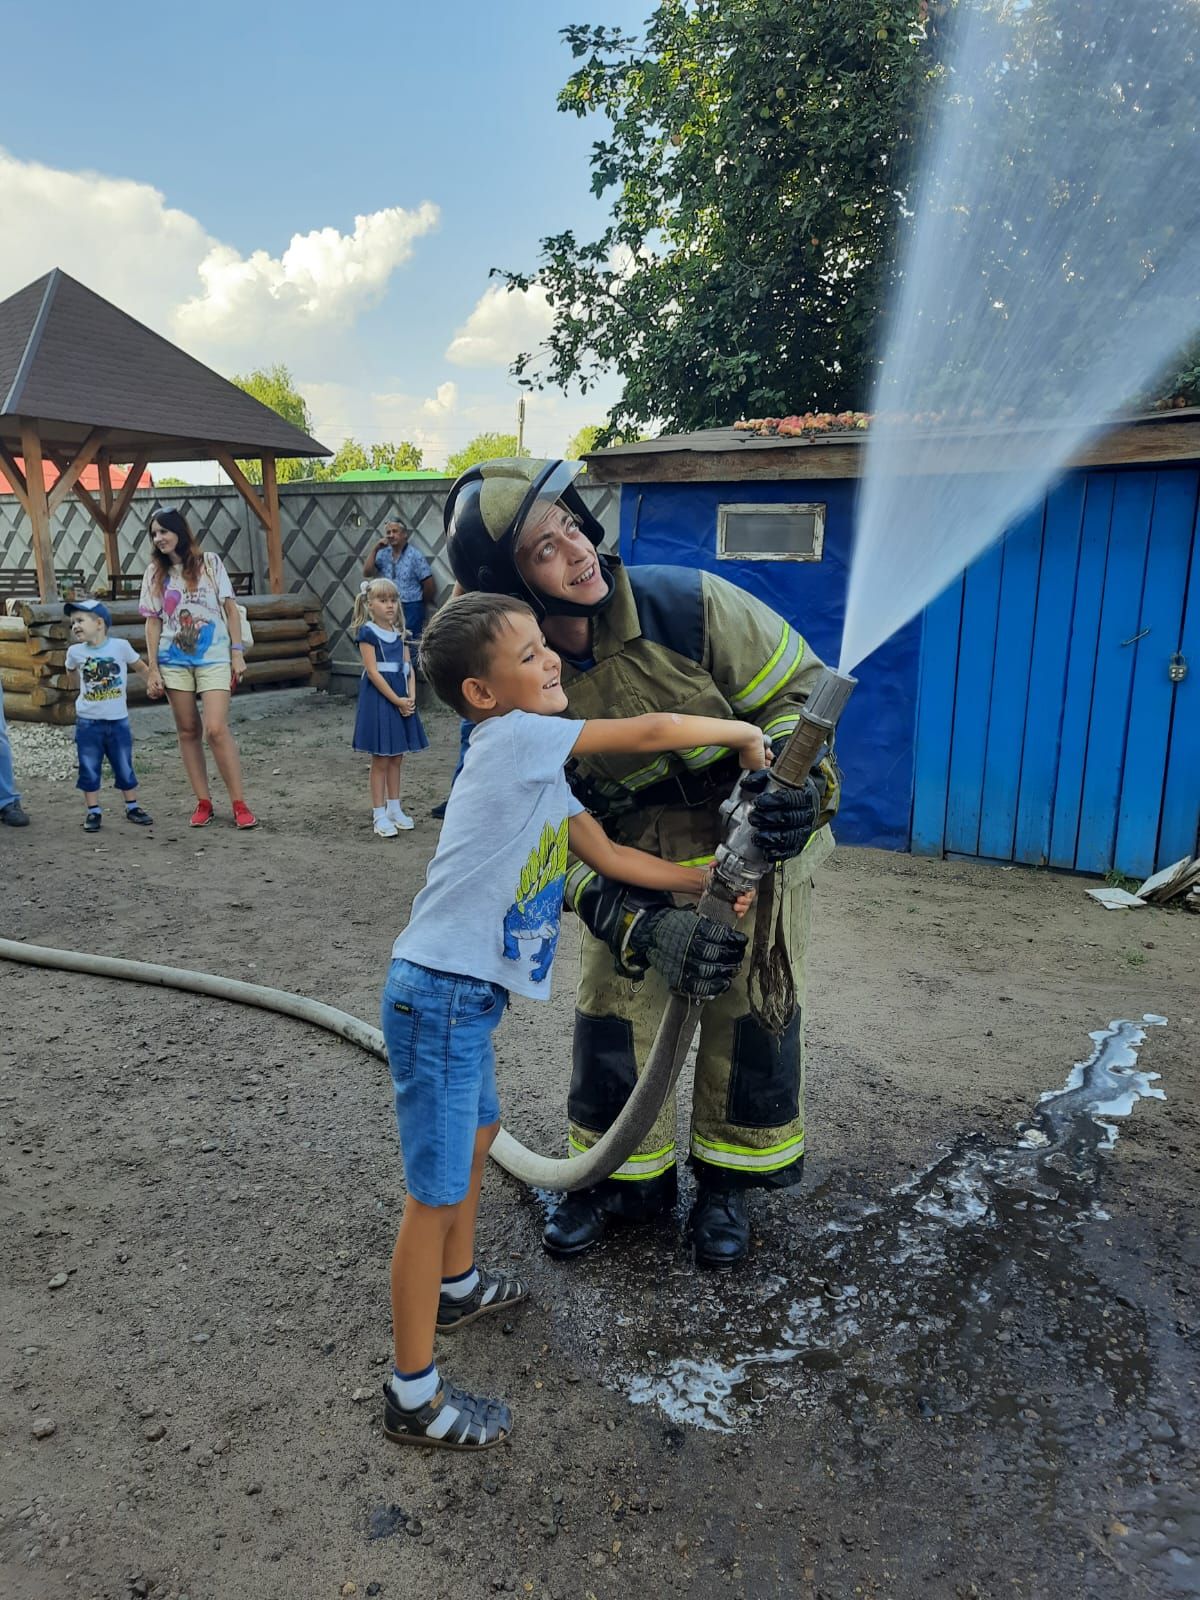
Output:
top-left (516, 394), bottom-right (526, 456)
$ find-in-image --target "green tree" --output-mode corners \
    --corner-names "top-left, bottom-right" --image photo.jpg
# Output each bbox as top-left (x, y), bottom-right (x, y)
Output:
top-left (444, 431), bottom-right (524, 477)
top-left (231, 364), bottom-right (317, 483)
top-left (565, 424), bottom-right (603, 460)
top-left (370, 440), bottom-right (424, 472)
top-left (154, 475), bottom-right (190, 488)
top-left (307, 438), bottom-right (370, 481)
top-left (500, 1), bottom-right (944, 436)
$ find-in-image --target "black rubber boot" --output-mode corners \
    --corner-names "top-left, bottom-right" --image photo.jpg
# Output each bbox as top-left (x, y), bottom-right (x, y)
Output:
top-left (689, 1187), bottom-right (751, 1270)
top-left (542, 1190), bottom-right (609, 1259)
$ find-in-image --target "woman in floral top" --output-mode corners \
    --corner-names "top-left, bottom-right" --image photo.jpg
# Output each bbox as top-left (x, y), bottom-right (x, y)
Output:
top-left (139, 506), bottom-right (258, 829)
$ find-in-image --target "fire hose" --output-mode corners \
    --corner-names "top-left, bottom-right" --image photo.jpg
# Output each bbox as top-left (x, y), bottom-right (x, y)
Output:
top-left (0, 668), bottom-right (855, 1190)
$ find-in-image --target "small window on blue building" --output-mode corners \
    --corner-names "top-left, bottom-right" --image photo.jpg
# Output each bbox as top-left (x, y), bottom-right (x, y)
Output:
top-left (716, 503), bottom-right (825, 561)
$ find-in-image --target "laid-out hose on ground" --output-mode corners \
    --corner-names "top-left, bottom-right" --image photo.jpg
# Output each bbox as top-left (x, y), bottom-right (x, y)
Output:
top-left (2, 669), bottom-right (856, 1191)
top-left (0, 935), bottom-right (698, 1191)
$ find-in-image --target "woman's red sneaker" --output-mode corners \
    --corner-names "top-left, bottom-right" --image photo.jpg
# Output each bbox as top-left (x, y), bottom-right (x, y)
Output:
top-left (189, 799), bottom-right (215, 827)
top-left (233, 801), bottom-right (258, 830)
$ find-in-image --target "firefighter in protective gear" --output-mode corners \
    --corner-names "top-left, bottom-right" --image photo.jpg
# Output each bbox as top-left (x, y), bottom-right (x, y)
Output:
top-left (444, 458), bottom-right (839, 1268)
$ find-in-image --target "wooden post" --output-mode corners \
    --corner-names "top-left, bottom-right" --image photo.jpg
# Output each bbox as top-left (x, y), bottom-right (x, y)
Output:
top-left (45, 428), bottom-right (108, 516)
top-left (261, 455), bottom-right (283, 594)
top-left (20, 420), bottom-right (55, 599)
top-left (97, 454), bottom-right (119, 587)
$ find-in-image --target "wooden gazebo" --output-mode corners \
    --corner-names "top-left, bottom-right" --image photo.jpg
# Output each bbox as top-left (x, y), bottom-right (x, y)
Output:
top-left (0, 268), bottom-right (328, 598)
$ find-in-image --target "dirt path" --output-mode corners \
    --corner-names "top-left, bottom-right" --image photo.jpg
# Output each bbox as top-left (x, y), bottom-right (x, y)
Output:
top-left (2, 692), bottom-right (1197, 1600)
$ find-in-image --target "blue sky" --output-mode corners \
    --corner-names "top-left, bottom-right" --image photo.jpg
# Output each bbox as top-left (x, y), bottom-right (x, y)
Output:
top-left (1, 0), bottom-right (651, 472)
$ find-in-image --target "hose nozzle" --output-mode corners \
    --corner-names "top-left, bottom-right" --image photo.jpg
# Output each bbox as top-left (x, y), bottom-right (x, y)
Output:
top-left (770, 666), bottom-right (857, 789)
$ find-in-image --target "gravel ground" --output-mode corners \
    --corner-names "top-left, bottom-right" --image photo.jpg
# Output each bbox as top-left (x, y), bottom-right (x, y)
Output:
top-left (2, 691), bottom-right (1197, 1600)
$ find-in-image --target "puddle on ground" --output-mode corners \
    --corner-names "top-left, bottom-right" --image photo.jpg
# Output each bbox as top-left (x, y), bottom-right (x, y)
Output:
top-left (538, 1015), bottom-right (1175, 1432)
top-left (528, 1014), bottom-right (1199, 1590)
top-left (605, 1016), bottom-right (1170, 1433)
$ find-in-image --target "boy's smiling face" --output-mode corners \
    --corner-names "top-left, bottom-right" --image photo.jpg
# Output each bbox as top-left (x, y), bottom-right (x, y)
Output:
top-left (70, 611), bottom-right (107, 646)
top-left (462, 610), bottom-right (568, 719)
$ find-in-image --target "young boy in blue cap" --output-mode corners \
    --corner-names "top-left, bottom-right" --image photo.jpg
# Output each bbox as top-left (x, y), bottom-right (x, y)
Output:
top-left (64, 600), bottom-right (154, 832)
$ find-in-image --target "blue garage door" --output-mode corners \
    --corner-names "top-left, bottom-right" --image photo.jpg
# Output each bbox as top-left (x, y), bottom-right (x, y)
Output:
top-left (911, 466), bottom-right (1200, 877)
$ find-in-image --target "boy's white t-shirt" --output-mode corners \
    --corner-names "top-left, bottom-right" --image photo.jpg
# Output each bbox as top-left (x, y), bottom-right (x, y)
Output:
top-left (65, 638), bottom-right (139, 721)
top-left (392, 709), bottom-right (586, 1001)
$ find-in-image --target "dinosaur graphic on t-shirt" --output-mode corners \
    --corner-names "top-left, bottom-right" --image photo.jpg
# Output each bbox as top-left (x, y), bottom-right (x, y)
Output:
top-left (502, 818), bottom-right (569, 984)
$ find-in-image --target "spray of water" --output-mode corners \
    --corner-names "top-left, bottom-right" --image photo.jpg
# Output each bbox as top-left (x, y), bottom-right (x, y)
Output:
top-left (841, 0), bottom-right (1200, 675)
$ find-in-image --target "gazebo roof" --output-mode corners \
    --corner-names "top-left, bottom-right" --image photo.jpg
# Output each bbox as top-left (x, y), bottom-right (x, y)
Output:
top-left (0, 269), bottom-right (328, 462)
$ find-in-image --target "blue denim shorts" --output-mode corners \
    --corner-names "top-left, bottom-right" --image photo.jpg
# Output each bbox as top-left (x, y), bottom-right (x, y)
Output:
top-left (75, 716), bottom-right (137, 792)
top-left (381, 958), bottom-right (507, 1207)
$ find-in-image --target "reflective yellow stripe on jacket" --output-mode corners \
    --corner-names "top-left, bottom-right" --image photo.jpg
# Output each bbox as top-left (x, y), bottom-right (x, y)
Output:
top-left (730, 624), bottom-right (805, 714)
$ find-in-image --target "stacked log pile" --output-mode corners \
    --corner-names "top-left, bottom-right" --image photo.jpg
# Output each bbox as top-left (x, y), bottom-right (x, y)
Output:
top-left (0, 593), bottom-right (330, 723)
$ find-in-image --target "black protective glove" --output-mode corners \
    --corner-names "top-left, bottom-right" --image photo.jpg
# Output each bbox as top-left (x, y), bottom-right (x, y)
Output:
top-left (629, 904), bottom-right (747, 999)
top-left (741, 769), bottom-right (821, 863)
top-left (573, 875), bottom-right (747, 998)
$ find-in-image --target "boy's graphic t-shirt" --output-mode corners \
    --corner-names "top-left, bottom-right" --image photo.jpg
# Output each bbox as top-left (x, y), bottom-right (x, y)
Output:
top-left (138, 554), bottom-right (234, 667)
top-left (393, 709), bottom-right (585, 1000)
top-left (65, 637), bottom-right (139, 721)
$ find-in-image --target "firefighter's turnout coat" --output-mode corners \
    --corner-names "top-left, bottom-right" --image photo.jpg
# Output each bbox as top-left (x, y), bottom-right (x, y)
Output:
top-left (561, 559), bottom-right (838, 1205)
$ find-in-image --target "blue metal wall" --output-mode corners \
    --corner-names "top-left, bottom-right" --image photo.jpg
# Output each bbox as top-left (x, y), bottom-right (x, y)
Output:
top-left (912, 466), bottom-right (1200, 877)
top-left (618, 479), bottom-right (922, 850)
top-left (616, 461), bottom-right (1199, 875)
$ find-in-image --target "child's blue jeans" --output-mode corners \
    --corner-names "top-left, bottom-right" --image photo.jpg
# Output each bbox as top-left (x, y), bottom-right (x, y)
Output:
top-left (75, 716), bottom-right (137, 793)
top-left (382, 958), bottom-right (507, 1207)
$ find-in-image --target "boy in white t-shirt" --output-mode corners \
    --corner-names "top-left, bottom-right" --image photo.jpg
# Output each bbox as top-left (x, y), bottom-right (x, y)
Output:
top-left (64, 601), bottom-right (154, 832)
top-left (378, 592), bottom-right (766, 1452)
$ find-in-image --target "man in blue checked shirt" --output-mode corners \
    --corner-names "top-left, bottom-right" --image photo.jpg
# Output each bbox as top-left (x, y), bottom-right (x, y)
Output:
top-left (363, 518), bottom-right (437, 641)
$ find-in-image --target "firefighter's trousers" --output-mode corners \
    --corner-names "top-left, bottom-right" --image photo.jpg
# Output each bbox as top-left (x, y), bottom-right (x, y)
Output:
top-left (566, 847), bottom-right (821, 1216)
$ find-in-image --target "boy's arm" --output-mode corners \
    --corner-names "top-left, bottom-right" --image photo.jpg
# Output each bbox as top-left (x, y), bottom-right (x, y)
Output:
top-left (568, 813), bottom-right (706, 898)
top-left (130, 653), bottom-right (153, 681)
top-left (571, 712), bottom-right (767, 771)
top-left (568, 814), bottom-right (754, 913)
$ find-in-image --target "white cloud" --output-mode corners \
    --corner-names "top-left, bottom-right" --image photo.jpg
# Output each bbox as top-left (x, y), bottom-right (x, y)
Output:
top-left (445, 281), bottom-right (554, 368)
top-left (174, 204), bottom-right (439, 350)
top-left (422, 381), bottom-right (458, 417)
top-left (0, 147), bottom-right (438, 364)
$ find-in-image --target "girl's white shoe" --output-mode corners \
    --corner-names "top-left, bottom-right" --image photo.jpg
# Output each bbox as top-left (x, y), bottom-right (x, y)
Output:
top-left (373, 814), bottom-right (400, 838)
top-left (393, 808), bottom-right (415, 830)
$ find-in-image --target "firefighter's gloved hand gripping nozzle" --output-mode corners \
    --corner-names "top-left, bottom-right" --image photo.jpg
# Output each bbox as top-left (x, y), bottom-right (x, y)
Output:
top-left (486, 665), bottom-right (858, 1192)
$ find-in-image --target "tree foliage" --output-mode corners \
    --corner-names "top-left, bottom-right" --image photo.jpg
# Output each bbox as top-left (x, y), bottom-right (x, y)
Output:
top-left (565, 423), bottom-right (604, 460)
top-left (230, 364), bottom-right (317, 483)
top-left (445, 432), bottom-right (525, 477)
top-left (229, 366), bottom-right (425, 480)
top-left (304, 438), bottom-right (426, 481)
top-left (501, 0), bottom-right (943, 436)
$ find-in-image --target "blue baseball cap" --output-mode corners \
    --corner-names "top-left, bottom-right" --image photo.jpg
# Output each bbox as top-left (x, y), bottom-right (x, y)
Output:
top-left (64, 599), bottom-right (113, 630)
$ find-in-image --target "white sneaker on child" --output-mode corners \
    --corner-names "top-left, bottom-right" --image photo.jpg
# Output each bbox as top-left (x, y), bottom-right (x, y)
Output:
top-left (373, 814), bottom-right (399, 838)
top-left (393, 809), bottom-right (415, 830)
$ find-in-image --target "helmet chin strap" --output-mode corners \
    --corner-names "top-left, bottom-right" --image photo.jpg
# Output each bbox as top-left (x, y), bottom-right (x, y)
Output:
top-left (534, 555), bottom-right (617, 621)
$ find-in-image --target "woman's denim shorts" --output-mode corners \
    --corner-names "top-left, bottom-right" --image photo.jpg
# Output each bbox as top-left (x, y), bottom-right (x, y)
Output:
top-left (381, 958), bottom-right (507, 1207)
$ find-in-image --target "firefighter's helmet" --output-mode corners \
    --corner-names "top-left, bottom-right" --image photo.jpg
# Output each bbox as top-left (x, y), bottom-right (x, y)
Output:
top-left (443, 457), bottom-right (613, 618)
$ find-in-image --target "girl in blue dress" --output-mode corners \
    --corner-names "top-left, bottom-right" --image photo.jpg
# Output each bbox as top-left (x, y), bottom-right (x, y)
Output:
top-left (352, 579), bottom-right (429, 837)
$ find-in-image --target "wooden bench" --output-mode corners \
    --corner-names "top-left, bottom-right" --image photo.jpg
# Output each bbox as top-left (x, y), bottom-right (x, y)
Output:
top-left (0, 567), bottom-right (85, 610)
top-left (106, 569), bottom-right (254, 599)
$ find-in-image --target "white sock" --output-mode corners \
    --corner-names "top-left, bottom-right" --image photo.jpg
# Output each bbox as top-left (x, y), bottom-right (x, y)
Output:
top-left (388, 1362), bottom-right (440, 1410)
top-left (440, 1265), bottom-right (480, 1302)
top-left (386, 798), bottom-right (404, 820)
top-left (372, 805), bottom-right (387, 822)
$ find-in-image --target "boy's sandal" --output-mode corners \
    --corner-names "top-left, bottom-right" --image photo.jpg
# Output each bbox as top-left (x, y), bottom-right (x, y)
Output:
top-left (436, 1269), bottom-right (528, 1332)
top-left (382, 1378), bottom-right (511, 1451)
